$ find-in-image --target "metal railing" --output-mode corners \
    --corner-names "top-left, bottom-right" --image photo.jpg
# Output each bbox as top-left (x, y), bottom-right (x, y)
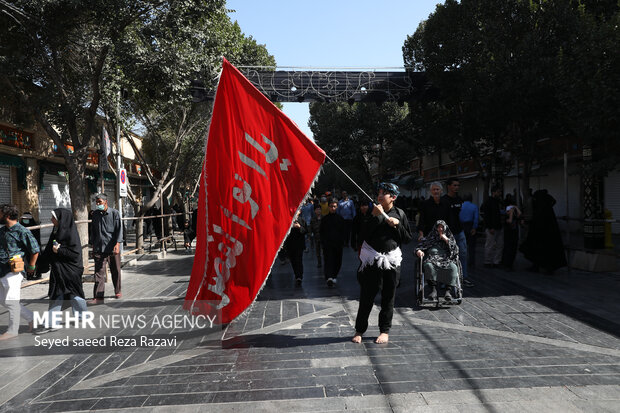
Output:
top-left (21, 212), bottom-right (189, 288)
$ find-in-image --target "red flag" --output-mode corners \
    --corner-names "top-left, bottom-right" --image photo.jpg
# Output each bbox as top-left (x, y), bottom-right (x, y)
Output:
top-left (184, 58), bottom-right (325, 324)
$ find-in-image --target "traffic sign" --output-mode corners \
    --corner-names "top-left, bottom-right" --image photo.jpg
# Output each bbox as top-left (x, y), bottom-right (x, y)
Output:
top-left (119, 168), bottom-right (127, 197)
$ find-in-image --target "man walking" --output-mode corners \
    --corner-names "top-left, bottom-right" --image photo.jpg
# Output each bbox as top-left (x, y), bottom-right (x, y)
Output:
top-left (337, 191), bottom-right (356, 247)
top-left (284, 209), bottom-right (307, 285)
top-left (442, 178), bottom-right (473, 287)
top-left (320, 198), bottom-right (345, 287)
top-left (352, 183), bottom-right (412, 344)
top-left (89, 194), bottom-right (123, 303)
top-left (482, 186), bottom-right (504, 268)
top-left (417, 181), bottom-right (444, 240)
top-left (0, 204), bottom-right (39, 340)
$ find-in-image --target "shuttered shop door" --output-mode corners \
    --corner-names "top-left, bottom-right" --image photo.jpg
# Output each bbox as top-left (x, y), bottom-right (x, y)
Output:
top-left (0, 167), bottom-right (11, 204)
top-left (38, 174), bottom-right (71, 243)
top-left (604, 170), bottom-right (620, 234)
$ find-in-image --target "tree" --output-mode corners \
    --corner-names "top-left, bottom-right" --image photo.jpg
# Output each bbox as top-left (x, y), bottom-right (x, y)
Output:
top-left (309, 101), bottom-right (419, 196)
top-left (0, 0), bottom-right (164, 264)
top-left (0, 0), bottom-right (275, 254)
top-left (112, 11), bottom-right (275, 251)
top-left (403, 0), bottom-right (579, 201)
top-left (556, 3), bottom-right (620, 174)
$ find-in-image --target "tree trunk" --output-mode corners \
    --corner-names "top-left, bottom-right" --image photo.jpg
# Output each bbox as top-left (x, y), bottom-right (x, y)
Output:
top-left (66, 159), bottom-right (90, 269)
top-left (136, 215), bottom-right (144, 253)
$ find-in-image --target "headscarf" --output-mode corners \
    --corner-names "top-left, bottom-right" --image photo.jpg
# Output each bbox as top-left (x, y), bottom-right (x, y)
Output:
top-left (415, 220), bottom-right (460, 269)
top-left (48, 208), bottom-right (82, 263)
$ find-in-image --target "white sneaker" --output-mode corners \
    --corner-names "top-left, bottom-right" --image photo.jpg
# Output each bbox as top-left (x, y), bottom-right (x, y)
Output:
top-left (326, 278), bottom-right (334, 287)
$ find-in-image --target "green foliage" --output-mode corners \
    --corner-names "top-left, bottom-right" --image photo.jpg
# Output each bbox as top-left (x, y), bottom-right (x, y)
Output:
top-left (556, 3), bottom-right (620, 172)
top-left (0, 0), bottom-right (276, 214)
top-left (402, 0), bottom-right (620, 189)
top-left (113, 5), bottom-right (276, 200)
top-left (309, 101), bottom-right (418, 192)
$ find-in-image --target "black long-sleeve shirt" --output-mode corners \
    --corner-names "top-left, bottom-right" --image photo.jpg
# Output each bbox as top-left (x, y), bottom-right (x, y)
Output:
top-left (362, 206), bottom-right (412, 253)
top-left (320, 213), bottom-right (345, 248)
top-left (418, 197), bottom-right (444, 236)
top-left (441, 194), bottom-right (463, 234)
top-left (284, 220), bottom-right (308, 251)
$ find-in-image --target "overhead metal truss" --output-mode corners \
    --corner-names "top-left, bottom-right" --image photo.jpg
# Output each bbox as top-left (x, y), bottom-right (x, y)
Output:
top-left (190, 69), bottom-right (434, 104)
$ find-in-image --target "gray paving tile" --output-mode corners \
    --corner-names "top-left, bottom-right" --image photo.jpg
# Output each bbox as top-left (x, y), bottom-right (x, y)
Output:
top-left (571, 399), bottom-right (620, 412)
top-left (90, 395), bottom-right (150, 410)
top-left (40, 398), bottom-right (99, 412)
top-left (143, 392), bottom-right (214, 406)
top-left (566, 384), bottom-right (620, 400)
top-left (211, 387), bottom-right (325, 403)
top-left (323, 383), bottom-right (384, 397)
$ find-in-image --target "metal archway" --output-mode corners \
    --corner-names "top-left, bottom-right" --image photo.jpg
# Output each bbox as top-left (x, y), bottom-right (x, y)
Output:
top-left (190, 68), bottom-right (435, 104)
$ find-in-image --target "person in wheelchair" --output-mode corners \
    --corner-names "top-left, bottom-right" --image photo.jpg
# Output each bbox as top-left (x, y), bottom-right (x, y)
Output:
top-left (415, 220), bottom-right (461, 301)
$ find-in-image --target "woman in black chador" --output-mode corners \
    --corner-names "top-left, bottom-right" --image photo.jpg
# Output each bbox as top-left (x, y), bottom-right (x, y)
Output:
top-left (36, 208), bottom-right (86, 332)
top-left (519, 189), bottom-right (567, 273)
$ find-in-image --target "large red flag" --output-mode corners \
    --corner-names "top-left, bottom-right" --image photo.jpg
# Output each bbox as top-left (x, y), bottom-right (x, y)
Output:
top-left (184, 59), bottom-right (325, 324)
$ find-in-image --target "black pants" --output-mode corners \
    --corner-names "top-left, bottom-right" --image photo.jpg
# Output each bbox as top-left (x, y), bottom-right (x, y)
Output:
top-left (287, 246), bottom-right (304, 279)
top-left (354, 264), bottom-right (400, 334)
top-left (502, 226), bottom-right (519, 268)
top-left (322, 245), bottom-right (343, 279)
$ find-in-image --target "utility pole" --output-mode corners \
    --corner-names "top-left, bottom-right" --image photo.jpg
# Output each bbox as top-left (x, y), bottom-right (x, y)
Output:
top-left (116, 91), bottom-right (123, 243)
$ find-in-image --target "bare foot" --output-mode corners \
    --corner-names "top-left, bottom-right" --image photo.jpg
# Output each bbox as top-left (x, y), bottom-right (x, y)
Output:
top-left (375, 333), bottom-right (389, 344)
top-left (0, 333), bottom-right (18, 341)
top-left (351, 333), bottom-right (362, 343)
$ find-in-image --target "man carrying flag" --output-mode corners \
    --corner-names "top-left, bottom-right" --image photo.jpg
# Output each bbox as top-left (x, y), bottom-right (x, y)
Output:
top-left (352, 183), bottom-right (412, 344)
top-left (185, 59), bottom-right (325, 324)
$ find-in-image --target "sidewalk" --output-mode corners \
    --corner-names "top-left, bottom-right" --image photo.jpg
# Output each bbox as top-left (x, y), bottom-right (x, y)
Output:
top-left (0, 238), bottom-right (618, 412)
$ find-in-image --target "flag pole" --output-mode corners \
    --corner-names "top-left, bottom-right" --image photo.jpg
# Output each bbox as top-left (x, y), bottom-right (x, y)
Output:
top-left (324, 153), bottom-right (390, 220)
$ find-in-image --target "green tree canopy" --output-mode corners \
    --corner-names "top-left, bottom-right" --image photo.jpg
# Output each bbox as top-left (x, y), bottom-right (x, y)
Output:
top-left (0, 0), bottom-right (275, 254)
top-left (309, 101), bottom-right (419, 195)
top-left (402, 0), bottom-right (614, 198)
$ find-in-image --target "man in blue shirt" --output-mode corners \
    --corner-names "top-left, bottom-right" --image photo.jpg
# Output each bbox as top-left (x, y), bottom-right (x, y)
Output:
top-left (337, 191), bottom-right (356, 247)
top-left (459, 193), bottom-right (479, 271)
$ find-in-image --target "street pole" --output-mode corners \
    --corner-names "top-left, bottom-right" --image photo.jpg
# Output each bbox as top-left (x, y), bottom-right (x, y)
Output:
top-left (160, 192), bottom-right (165, 251)
top-left (564, 152), bottom-right (570, 270)
top-left (116, 91), bottom-right (123, 244)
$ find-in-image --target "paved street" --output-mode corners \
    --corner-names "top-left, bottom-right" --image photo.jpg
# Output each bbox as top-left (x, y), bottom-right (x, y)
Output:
top-left (1, 239), bottom-right (619, 412)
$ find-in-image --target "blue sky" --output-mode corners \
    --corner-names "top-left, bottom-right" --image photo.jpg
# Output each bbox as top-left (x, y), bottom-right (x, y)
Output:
top-left (226, 0), bottom-right (440, 138)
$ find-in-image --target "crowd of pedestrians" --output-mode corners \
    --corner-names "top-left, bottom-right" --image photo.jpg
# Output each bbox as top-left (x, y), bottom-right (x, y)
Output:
top-left (1, 179), bottom-right (567, 343)
top-left (0, 193), bottom-right (126, 339)
top-left (277, 178), bottom-right (566, 344)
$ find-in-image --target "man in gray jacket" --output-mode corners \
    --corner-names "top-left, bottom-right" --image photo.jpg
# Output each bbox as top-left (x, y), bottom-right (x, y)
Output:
top-left (89, 194), bottom-right (123, 303)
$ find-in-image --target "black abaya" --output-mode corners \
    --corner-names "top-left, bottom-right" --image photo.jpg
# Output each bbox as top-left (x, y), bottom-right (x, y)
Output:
top-left (38, 208), bottom-right (85, 299)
